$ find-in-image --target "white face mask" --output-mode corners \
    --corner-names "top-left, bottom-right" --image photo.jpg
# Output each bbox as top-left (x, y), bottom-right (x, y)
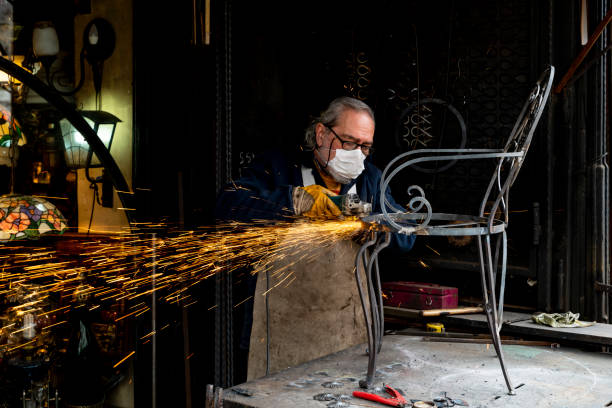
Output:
top-left (322, 148), bottom-right (366, 184)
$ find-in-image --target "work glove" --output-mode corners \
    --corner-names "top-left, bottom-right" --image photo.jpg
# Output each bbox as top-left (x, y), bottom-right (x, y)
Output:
top-left (292, 185), bottom-right (342, 219)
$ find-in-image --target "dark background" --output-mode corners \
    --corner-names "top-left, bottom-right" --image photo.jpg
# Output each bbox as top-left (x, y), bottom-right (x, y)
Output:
top-left (132, 0), bottom-right (557, 405)
top-left (132, 0), bottom-right (556, 405)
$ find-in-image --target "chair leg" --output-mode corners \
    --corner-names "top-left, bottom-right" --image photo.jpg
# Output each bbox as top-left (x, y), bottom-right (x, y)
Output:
top-left (366, 233), bottom-right (391, 354)
top-left (364, 247), bottom-right (381, 366)
top-left (478, 235), bottom-right (515, 395)
top-left (373, 256), bottom-right (384, 352)
top-left (497, 231), bottom-right (508, 327)
top-left (355, 232), bottom-right (392, 389)
top-left (355, 235), bottom-right (378, 389)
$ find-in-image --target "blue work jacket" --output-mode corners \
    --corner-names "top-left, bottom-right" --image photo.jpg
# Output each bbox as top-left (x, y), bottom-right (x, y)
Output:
top-left (215, 150), bottom-right (415, 252)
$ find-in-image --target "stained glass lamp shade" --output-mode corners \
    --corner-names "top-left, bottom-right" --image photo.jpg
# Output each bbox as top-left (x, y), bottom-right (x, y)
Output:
top-left (0, 110), bottom-right (27, 167)
top-left (0, 195), bottom-right (67, 242)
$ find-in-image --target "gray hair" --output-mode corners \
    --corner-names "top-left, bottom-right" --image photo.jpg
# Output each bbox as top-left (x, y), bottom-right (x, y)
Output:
top-left (303, 96), bottom-right (375, 150)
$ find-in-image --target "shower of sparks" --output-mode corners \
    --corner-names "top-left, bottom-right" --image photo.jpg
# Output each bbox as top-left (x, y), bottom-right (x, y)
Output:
top-left (0, 218), bottom-right (371, 352)
top-left (113, 350), bottom-right (135, 368)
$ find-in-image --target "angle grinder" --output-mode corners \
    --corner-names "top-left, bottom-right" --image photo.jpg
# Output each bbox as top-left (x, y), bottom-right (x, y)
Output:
top-left (328, 193), bottom-right (372, 218)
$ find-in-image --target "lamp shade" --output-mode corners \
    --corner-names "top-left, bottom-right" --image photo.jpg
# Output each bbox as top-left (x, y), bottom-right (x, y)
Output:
top-left (0, 194), bottom-right (67, 242)
top-left (32, 21), bottom-right (60, 58)
top-left (59, 110), bottom-right (121, 169)
top-left (0, 111), bottom-right (27, 167)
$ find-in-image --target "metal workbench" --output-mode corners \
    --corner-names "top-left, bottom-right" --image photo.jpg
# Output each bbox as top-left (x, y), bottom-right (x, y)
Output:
top-left (222, 334), bottom-right (612, 408)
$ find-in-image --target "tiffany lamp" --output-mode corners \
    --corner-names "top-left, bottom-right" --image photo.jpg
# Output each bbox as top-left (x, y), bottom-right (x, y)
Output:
top-left (0, 120), bottom-right (68, 242)
top-left (0, 194), bottom-right (68, 241)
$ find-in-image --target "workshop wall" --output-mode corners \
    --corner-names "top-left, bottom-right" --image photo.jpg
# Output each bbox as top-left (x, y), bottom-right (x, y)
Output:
top-left (75, 2), bottom-right (135, 406)
top-left (228, 0), bottom-right (548, 308)
top-left (74, 0), bottom-right (132, 234)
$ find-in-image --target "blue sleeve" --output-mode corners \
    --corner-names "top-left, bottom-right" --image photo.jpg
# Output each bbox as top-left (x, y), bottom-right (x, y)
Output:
top-left (215, 156), bottom-right (296, 222)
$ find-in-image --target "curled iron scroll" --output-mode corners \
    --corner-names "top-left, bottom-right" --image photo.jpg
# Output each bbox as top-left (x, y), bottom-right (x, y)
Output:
top-left (381, 179), bottom-right (432, 233)
top-left (383, 184), bottom-right (427, 213)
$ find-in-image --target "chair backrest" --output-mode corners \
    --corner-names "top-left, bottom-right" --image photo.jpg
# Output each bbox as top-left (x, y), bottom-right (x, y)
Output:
top-left (479, 66), bottom-right (555, 227)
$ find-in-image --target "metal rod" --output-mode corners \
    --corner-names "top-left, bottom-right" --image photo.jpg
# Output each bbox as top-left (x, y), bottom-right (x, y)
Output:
top-left (370, 233), bottom-right (391, 352)
top-left (192, 0), bottom-right (197, 45)
top-left (205, 384), bottom-right (214, 408)
top-left (183, 298), bottom-right (192, 408)
top-left (151, 233), bottom-right (157, 408)
top-left (554, 6), bottom-right (612, 93)
top-left (355, 234), bottom-right (378, 388)
top-left (364, 234), bottom-right (382, 356)
top-left (422, 337), bottom-right (559, 347)
top-left (214, 386), bottom-right (223, 408)
top-left (487, 235), bottom-right (514, 394)
top-left (205, 0), bottom-right (211, 45)
top-left (497, 231), bottom-right (508, 327)
top-left (265, 268), bottom-right (270, 376)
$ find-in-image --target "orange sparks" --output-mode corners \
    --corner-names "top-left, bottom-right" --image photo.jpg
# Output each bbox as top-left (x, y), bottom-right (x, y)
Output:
top-left (0, 218), bottom-right (369, 351)
top-left (113, 351), bottom-right (136, 368)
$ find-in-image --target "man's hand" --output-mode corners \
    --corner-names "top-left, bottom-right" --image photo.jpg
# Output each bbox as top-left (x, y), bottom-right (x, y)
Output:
top-left (292, 185), bottom-right (342, 219)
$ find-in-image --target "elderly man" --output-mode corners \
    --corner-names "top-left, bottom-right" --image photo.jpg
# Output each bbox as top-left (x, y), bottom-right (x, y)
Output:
top-left (215, 96), bottom-right (414, 381)
top-left (217, 96), bottom-right (414, 236)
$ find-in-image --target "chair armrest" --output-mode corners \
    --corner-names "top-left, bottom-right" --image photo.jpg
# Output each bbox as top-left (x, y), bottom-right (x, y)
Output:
top-left (379, 151), bottom-right (524, 233)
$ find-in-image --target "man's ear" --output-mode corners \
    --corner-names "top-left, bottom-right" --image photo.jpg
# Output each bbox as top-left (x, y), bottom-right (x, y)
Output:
top-left (315, 123), bottom-right (325, 147)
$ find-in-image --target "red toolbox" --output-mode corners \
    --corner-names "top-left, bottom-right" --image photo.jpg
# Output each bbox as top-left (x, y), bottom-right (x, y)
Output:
top-left (382, 281), bottom-right (458, 310)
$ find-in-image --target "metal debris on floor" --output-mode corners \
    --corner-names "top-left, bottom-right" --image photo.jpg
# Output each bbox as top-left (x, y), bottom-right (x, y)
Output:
top-left (224, 335), bottom-right (612, 407)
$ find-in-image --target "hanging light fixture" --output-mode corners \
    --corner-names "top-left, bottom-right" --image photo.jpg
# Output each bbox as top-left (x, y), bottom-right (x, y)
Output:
top-left (59, 110), bottom-right (121, 169)
top-left (0, 122), bottom-right (67, 242)
top-left (0, 194), bottom-right (67, 241)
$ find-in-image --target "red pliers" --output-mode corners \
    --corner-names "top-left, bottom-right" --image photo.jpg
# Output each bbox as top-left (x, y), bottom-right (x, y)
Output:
top-left (353, 384), bottom-right (407, 407)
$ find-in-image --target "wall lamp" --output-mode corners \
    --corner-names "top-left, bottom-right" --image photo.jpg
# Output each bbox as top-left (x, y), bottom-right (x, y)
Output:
top-left (60, 110), bottom-right (121, 170)
top-left (32, 17), bottom-right (115, 97)
top-left (0, 57), bottom-right (134, 224)
top-left (60, 110), bottom-right (121, 208)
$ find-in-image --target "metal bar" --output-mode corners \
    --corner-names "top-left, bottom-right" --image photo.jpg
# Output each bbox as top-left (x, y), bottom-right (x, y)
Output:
top-left (182, 303), bottom-right (192, 408)
top-left (151, 233), bottom-right (157, 408)
top-left (563, 85), bottom-right (574, 312)
top-left (391, 328), bottom-right (489, 338)
top-left (595, 0), bottom-right (610, 323)
top-left (265, 268), bottom-right (270, 376)
top-left (192, 0), bottom-right (197, 44)
top-left (422, 337), bottom-right (560, 347)
top-left (554, 6), bottom-right (612, 93)
top-left (214, 387), bottom-right (223, 408)
top-left (355, 234), bottom-right (378, 389)
top-left (480, 235), bottom-right (514, 394)
top-left (205, 384), bottom-right (214, 408)
top-left (364, 241), bottom-right (380, 363)
top-left (205, 0), bottom-right (211, 45)
top-left (497, 231), bottom-right (508, 327)
top-left (369, 233), bottom-right (391, 352)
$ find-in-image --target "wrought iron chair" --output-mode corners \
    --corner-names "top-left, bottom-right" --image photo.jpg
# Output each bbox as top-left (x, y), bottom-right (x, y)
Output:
top-left (355, 66), bottom-right (555, 394)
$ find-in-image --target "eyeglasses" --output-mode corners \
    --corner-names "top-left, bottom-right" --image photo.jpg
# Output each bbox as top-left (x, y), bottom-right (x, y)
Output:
top-left (324, 124), bottom-right (374, 155)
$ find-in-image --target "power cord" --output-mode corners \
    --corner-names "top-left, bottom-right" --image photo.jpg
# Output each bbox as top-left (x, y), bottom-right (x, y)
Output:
top-left (87, 181), bottom-right (101, 236)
